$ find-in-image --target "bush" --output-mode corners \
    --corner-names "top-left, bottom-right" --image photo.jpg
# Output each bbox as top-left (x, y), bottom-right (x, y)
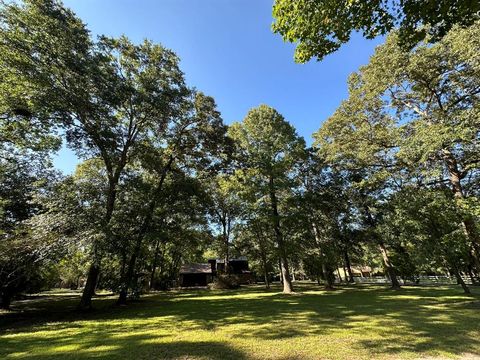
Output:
top-left (210, 274), bottom-right (240, 289)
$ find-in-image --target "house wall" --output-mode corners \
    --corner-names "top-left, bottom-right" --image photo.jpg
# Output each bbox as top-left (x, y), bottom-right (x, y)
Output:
top-left (180, 273), bottom-right (212, 287)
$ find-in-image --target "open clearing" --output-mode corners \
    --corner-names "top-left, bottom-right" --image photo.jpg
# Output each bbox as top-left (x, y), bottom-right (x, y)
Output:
top-left (1, 284), bottom-right (479, 360)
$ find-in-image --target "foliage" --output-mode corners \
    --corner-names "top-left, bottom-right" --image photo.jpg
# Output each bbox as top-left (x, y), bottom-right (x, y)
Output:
top-left (210, 274), bottom-right (240, 290)
top-left (314, 22), bottom-right (480, 290)
top-left (228, 105), bottom-right (306, 292)
top-left (272, 0), bottom-right (480, 62)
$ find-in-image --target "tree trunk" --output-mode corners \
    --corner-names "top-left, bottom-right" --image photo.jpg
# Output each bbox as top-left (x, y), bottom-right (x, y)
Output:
top-left (117, 234), bottom-right (144, 305)
top-left (269, 176), bottom-right (293, 293)
top-left (278, 258), bottom-right (283, 284)
top-left (78, 262), bottom-right (100, 310)
top-left (311, 221), bottom-right (334, 290)
top-left (336, 267), bottom-right (343, 283)
top-left (78, 175), bottom-right (120, 310)
top-left (222, 217), bottom-right (231, 274)
top-left (467, 266), bottom-right (478, 286)
top-left (261, 249), bottom-right (270, 289)
top-left (344, 249), bottom-right (355, 283)
top-left (0, 290), bottom-right (12, 310)
top-left (254, 225), bottom-right (270, 289)
top-left (469, 247), bottom-right (480, 284)
top-left (150, 239), bottom-right (162, 290)
top-left (379, 242), bottom-right (401, 289)
top-left (263, 266), bottom-right (270, 289)
top-left (464, 222), bottom-right (480, 270)
top-left (117, 157), bottom-right (173, 304)
top-left (321, 262), bottom-right (334, 290)
top-left (443, 150), bottom-right (480, 261)
top-left (454, 268), bottom-right (471, 294)
top-left (361, 204), bottom-right (400, 289)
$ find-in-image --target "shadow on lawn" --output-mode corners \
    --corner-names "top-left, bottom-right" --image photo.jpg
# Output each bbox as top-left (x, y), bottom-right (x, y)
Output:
top-left (1, 284), bottom-right (479, 359)
top-left (1, 336), bottom-right (247, 359)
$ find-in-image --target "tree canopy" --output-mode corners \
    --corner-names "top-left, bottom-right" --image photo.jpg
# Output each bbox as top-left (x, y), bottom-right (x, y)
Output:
top-left (272, 0), bottom-right (480, 62)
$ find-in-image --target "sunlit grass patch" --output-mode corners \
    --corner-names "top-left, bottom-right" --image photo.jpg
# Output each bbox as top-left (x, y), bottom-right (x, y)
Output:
top-left (1, 284), bottom-right (479, 359)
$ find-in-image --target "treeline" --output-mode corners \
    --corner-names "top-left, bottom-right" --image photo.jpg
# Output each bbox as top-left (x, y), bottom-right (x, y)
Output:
top-left (0, 0), bottom-right (479, 309)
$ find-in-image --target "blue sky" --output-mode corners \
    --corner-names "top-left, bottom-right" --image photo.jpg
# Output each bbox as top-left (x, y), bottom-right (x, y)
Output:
top-left (55, 0), bottom-right (383, 173)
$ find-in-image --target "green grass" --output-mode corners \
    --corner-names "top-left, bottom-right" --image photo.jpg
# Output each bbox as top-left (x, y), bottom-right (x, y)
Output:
top-left (1, 283), bottom-right (479, 359)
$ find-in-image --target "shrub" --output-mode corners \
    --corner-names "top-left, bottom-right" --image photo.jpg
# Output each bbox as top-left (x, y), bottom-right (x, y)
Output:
top-left (210, 274), bottom-right (240, 289)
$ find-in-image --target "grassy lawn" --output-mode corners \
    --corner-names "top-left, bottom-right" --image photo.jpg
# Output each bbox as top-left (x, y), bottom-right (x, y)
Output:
top-left (1, 283), bottom-right (479, 359)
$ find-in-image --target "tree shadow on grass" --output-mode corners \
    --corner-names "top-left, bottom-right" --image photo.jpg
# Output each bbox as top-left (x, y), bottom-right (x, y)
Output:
top-left (1, 283), bottom-right (479, 358)
top-left (2, 334), bottom-right (247, 360)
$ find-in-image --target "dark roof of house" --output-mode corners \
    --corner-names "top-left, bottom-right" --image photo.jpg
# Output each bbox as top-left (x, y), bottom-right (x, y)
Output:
top-left (207, 257), bottom-right (248, 264)
top-left (179, 263), bottom-right (212, 274)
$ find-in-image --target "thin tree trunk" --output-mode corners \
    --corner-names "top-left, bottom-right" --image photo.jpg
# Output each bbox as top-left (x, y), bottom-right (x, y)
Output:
top-left (150, 239), bottom-right (162, 290)
top-left (321, 262), bottom-right (334, 290)
top-left (261, 249), bottom-right (270, 289)
top-left (344, 249), bottom-right (355, 283)
top-left (263, 264), bottom-right (270, 289)
top-left (78, 176), bottom-right (118, 310)
top-left (118, 247), bottom-right (140, 305)
top-left (362, 204), bottom-right (400, 290)
top-left (222, 216), bottom-right (231, 274)
top-left (443, 150), bottom-right (480, 262)
top-left (469, 248), bottom-right (480, 283)
top-left (254, 225), bottom-right (270, 289)
top-left (379, 242), bottom-right (401, 289)
top-left (454, 268), bottom-right (471, 294)
top-left (78, 261), bottom-right (99, 309)
top-left (117, 157), bottom-right (173, 305)
top-left (464, 222), bottom-right (480, 269)
top-left (0, 290), bottom-right (12, 310)
top-left (79, 234), bottom-right (103, 309)
top-left (269, 176), bottom-right (293, 293)
top-left (311, 221), bottom-right (334, 290)
top-left (337, 267), bottom-right (343, 283)
top-left (278, 258), bottom-right (283, 284)
top-left (467, 268), bottom-right (477, 286)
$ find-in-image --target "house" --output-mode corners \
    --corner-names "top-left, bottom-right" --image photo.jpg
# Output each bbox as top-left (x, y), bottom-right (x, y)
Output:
top-left (351, 266), bottom-right (373, 278)
top-left (179, 257), bottom-right (254, 287)
top-left (179, 263), bottom-right (213, 287)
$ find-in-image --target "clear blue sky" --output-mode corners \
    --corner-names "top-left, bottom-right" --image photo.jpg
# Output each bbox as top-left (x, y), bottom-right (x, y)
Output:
top-left (55, 0), bottom-right (383, 173)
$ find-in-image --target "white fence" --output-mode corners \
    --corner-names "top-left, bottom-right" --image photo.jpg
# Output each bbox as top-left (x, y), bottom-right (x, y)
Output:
top-left (343, 275), bottom-right (474, 285)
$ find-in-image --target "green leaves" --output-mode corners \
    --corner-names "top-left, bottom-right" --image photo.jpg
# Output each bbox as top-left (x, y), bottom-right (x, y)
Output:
top-left (229, 105), bottom-right (306, 178)
top-left (313, 23), bottom-right (480, 280)
top-left (315, 23), bottom-right (480, 188)
top-left (272, 0), bottom-right (479, 62)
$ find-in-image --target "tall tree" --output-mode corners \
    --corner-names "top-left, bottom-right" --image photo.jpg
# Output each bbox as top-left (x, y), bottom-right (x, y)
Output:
top-left (0, 153), bottom-right (59, 308)
top-left (229, 105), bottom-right (306, 293)
top-left (116, 92), bottom-right (229, 304)
top-left (315, 23), bottom-right (480, 285)
top-left (298, 152), bottom-right (349, 289)
top-left (380, 187), bottom-right (473, 293)
top-left (207, 173), bottom-right (242, 272)
top-left (1, 0), bottom-right (193, 308)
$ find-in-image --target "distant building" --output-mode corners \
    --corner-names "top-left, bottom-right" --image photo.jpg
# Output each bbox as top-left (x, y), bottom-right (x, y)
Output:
top-left (179, 257), bottom-right (254, 287)
top-left (351, 266), bottom-right (372, 278)
top-left (179, 263), bottom-right (213, 287)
